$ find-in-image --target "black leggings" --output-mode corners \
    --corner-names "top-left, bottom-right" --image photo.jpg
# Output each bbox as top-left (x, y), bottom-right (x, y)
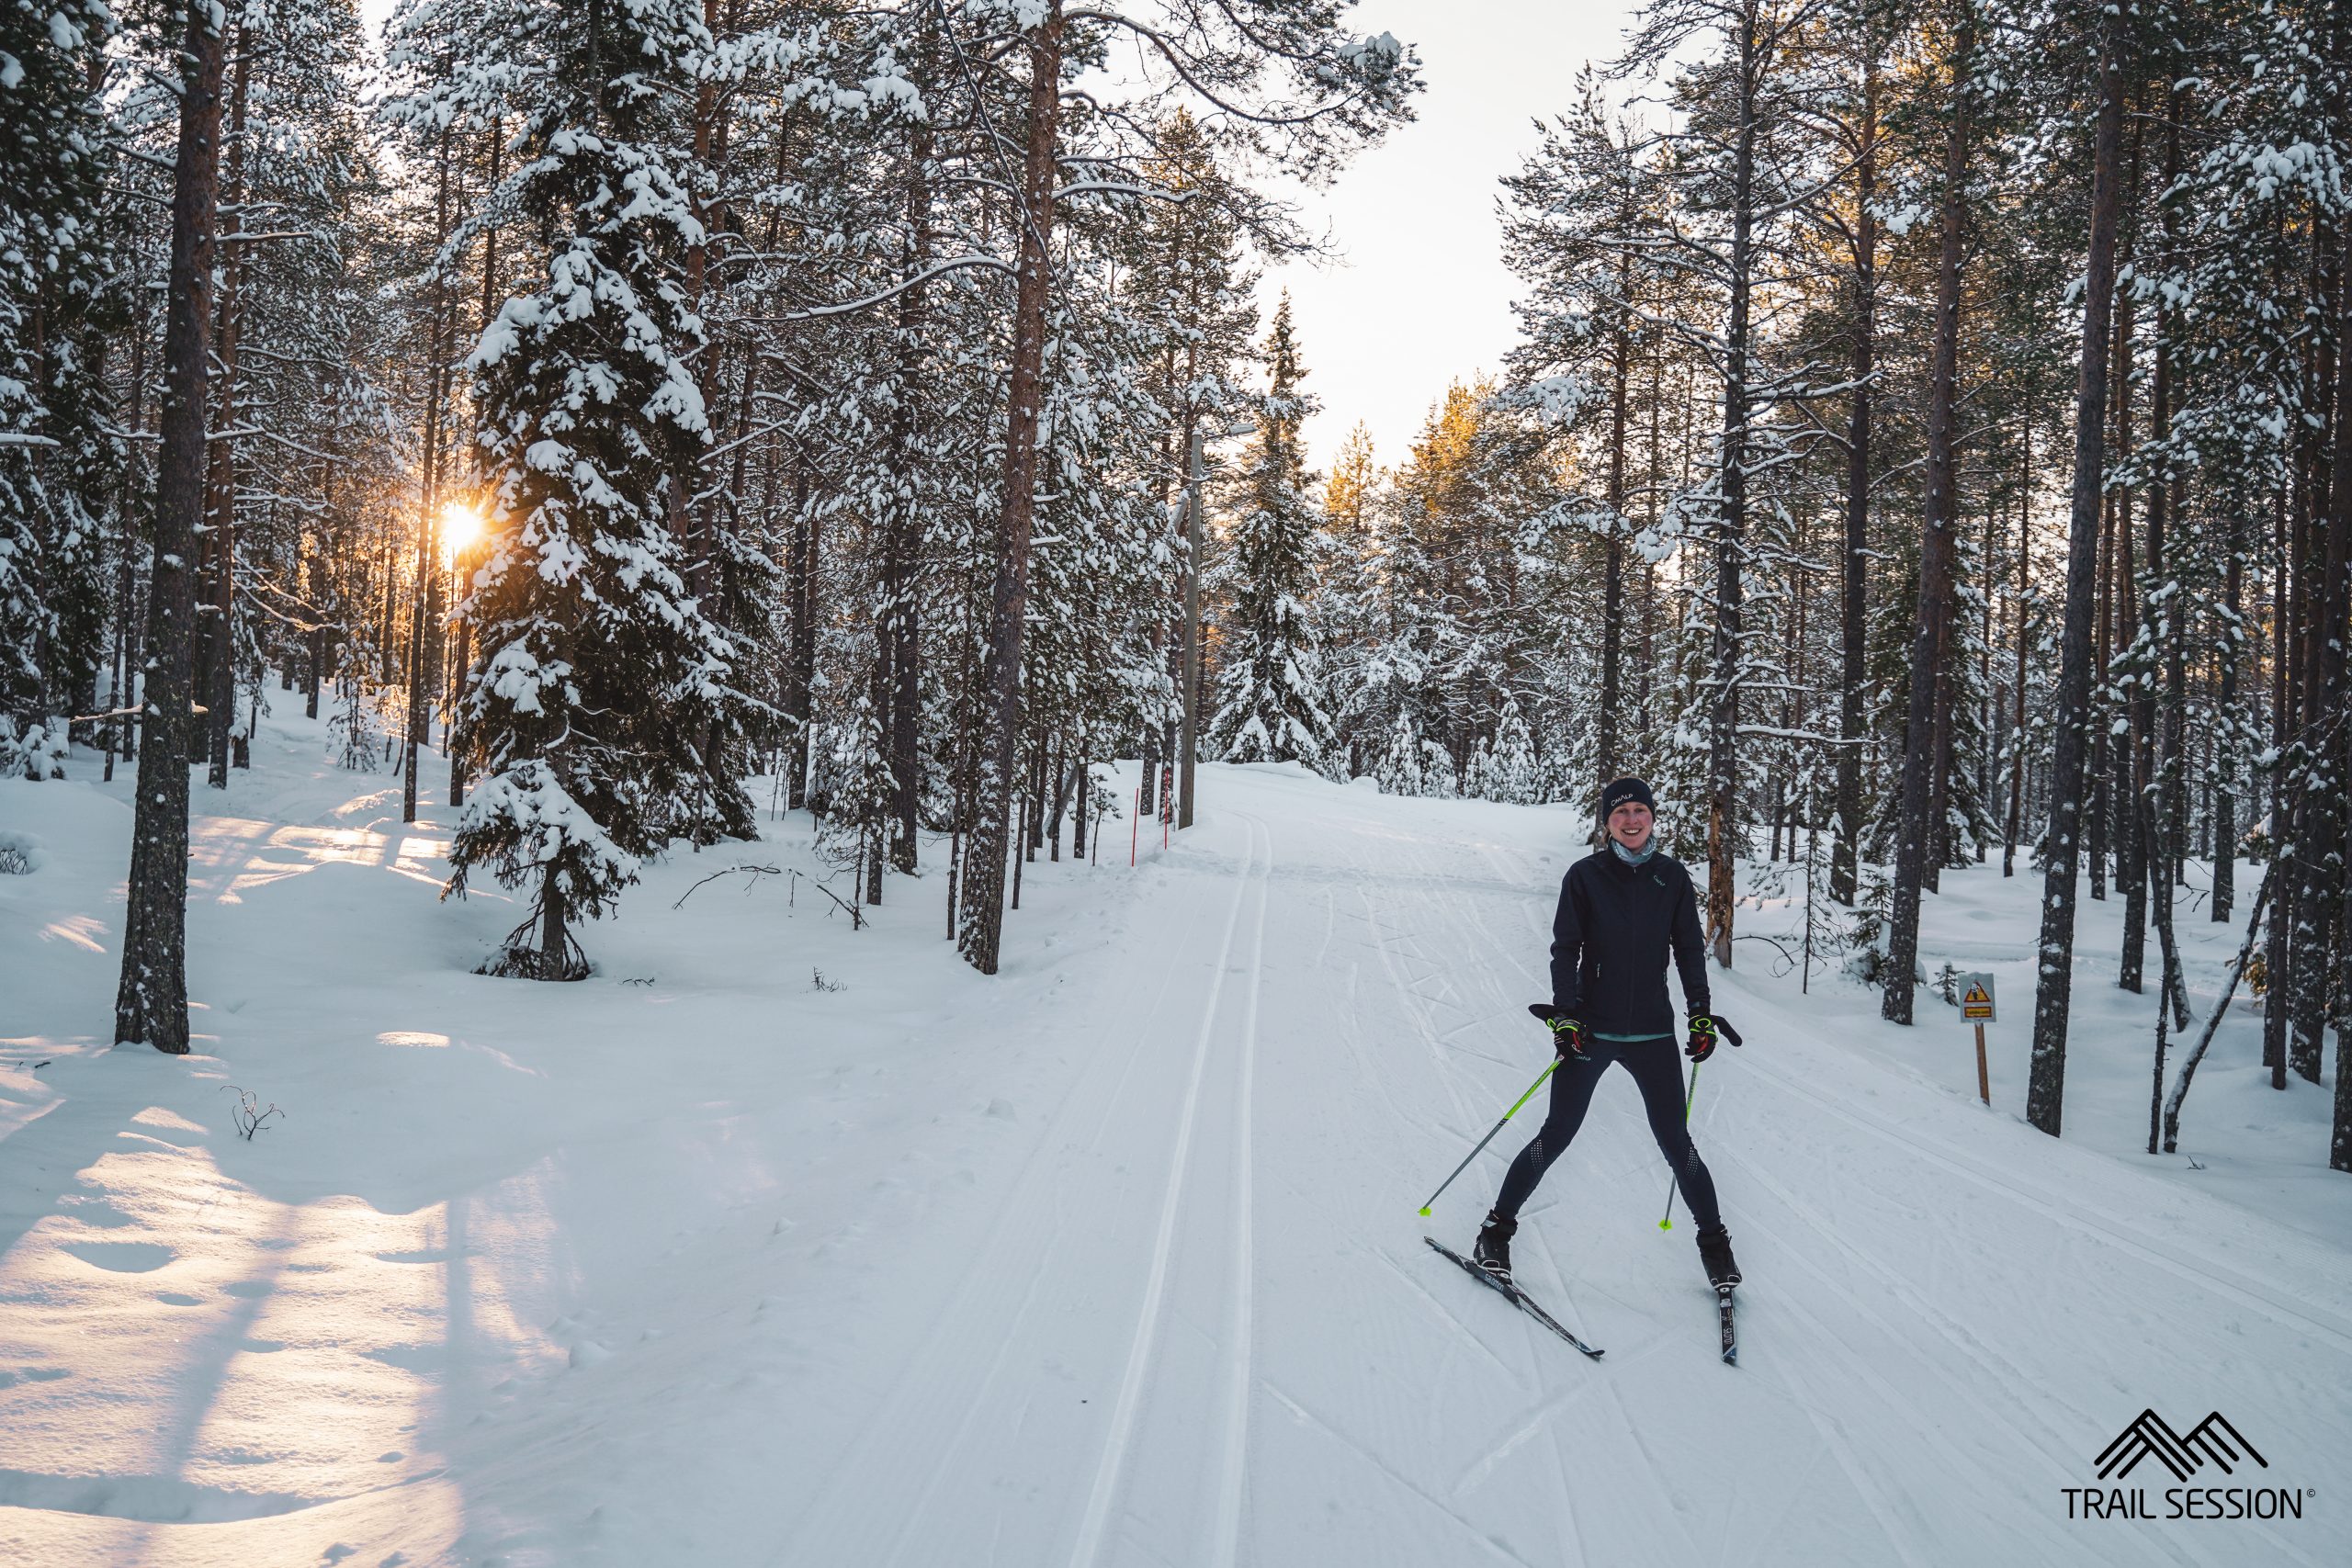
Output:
top-left (1491, 1036), bottom-right (1722, 1229)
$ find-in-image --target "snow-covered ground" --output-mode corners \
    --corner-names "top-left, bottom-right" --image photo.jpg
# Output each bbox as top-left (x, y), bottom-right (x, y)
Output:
top-left (3, 705), bottom-right (2347, 1567)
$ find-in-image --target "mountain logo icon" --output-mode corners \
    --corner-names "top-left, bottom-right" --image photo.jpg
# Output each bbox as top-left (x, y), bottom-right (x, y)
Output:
top-left (2094, 1411), bottom-right (2268, 1483)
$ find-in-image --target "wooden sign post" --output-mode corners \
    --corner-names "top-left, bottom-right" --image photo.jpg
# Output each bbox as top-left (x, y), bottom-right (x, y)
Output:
top-left (1960, 973), bottom-right (1996, 1106)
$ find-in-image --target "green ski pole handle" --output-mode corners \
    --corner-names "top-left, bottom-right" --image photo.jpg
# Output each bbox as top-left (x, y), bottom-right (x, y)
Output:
top-left (1417, 1059), bottom-right (1559, 1217)
top-left (1659, 1058), bottom-right (1701, 1231)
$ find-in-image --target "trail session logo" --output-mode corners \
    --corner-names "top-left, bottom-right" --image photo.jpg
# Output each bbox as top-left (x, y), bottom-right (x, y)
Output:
top-left (2063, 1410), bottom-right (2307, 1522)
top-left (2096, 1409), bottom-right (2264, 1483)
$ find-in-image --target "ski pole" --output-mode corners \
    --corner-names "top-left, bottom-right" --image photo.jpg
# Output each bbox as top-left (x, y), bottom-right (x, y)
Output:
top-left (1659, 1059), bottom-right (1700, 1231)
top-left (1417, 1060), bottom-right (1559, 1217)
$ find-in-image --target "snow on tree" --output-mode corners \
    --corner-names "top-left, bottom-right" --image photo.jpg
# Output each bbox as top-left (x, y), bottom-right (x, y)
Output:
top-left (395, 0), bottom-right (756, 978)
top-left (0, 0), bottom-right (120, 775)
top-left (1212, 293), bottom-right (1330, 772)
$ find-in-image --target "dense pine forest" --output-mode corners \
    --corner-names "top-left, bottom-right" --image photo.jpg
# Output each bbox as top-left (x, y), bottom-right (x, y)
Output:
top-left (3, 0), bottom-right (2349, 1173)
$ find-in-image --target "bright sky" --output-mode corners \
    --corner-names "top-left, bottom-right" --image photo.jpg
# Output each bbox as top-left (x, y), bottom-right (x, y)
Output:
top-left (1266, 0), bottom-right (1637, 473)
top-left (357, 0), bottom-right (1640, 476)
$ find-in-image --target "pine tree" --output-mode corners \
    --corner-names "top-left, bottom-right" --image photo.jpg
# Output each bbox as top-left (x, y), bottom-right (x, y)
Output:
top-left (0, 0), bottom-right (121, 774)
top-left (1213, 294), bottom-right (1329, 770)
top-left (411, 0), bottom-right (752, 978)
top-left (116, 0), bottom-right (229, 1052)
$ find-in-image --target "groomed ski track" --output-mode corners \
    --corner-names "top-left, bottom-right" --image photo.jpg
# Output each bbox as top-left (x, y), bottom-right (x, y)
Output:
top-left (6, 747), bottom-right (2348, 1567)
top-left (776, 765), bottom-right (2349, 1568)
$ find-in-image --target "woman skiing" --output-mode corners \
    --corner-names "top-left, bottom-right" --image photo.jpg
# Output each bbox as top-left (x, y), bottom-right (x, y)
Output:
top-left (1472, 776), bottom-right (1743, 1292)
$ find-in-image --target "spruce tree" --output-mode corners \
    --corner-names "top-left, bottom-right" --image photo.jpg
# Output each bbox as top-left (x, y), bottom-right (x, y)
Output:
top-left (0, 0), bottom-right (120, 773)
top-left (419, 0), bottom-right (751, 977)
top-left (1212, 294), bottom-right (1330, 770)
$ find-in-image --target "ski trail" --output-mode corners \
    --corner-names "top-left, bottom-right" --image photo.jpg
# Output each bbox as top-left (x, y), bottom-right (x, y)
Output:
top-left (1065, 816), bottom-right (1262, 1568)
top-left (1723, 1153), bottom-right (2240, 1568)
top-left (1369, 829), bottom-right (1602, 1568)
top-left (772, 812), bottom-right (1255, 1568)
top-left (1208, 817), bottom-right (1268, 1568)
top-left (1258, 1380), bottom-right (1545, 1568)
top-left (1734, 1044), bottom-right (2352, 1354)
top-left (1759, 1308), bottom-right (1939, 1568)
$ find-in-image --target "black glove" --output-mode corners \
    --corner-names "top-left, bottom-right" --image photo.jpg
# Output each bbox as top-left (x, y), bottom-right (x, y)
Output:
top-left (1686, 1013), bottom-right (1741, 1063)
top-left (1527, 1003), bottom-right (1587, 1058)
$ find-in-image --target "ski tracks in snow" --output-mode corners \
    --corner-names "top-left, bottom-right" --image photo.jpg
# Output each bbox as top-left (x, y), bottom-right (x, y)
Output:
top-left (773, 781), bottom-right (2349, 1568)
top-left (1066, 812), bottom-right (1268, 1568)
top-left (775, 812), bottom-right (1270, 1568)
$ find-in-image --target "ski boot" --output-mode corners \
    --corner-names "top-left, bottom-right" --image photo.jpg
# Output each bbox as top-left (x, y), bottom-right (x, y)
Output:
top-left (1696, 1224), bottom-right (1741, 1290)
top-left (1473, 1211), bottom-right (1517, 1282)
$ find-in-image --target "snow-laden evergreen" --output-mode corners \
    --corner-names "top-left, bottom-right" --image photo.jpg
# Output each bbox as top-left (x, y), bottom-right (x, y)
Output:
top-left (0, 0), bottom-right (119, 775)
top-left (1211, 294), bottom-right (1330, 771)
top-left (395, 0), bottom-right (754, 975)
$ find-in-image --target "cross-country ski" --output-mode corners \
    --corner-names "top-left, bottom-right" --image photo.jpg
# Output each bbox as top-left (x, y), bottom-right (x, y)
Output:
top-left (1425, 1235), bottom-right (1606, 1359)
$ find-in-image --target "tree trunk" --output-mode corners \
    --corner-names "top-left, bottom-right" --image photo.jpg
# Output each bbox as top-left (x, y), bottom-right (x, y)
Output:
top-left (1705, 13), bottom-right (1761, 969)
top-left (1178, 426), bottom-right (1204, 829)
top-left (2295, 221), bottom-right (2349, 1089)
top-left (1831, 49), bottom-right (1878, 908)
top-left (1599, 259), bottom-right (1633, 787)
top-left (886, 115), bottom-right (933, 876)
top-left (116, 0), bottom-right (226, 1054)
top-left (200, 43), bottom-right (253, 791)
top-left (537, 869), bottom-right (569, 978)
top-left (106, 318), bottom-right (151, 780)
top-left (2004, 432), bottom-right (2030, 875)
top-left (2212, 499), bottom-right (2240, 919)
top-left (957, 4), bottom-right (1064, 974)
top-left (2117, 481), bottom-right (2146, 991)
top-left (1883, 18), bottom-right (1970, 1023)
top-left (2265, 485), bottom-right (2290, 1086)
top-left (452, 116), bottom-right (503, 809)
top-left (2326, 220), bottom-right (2352, 1167)
top-left (2027, 25), bottom-right (2128, 1137)
top-left (404, 131), bottom-right (455, 824)
top-left (786, 450), bottom-right (814, 810)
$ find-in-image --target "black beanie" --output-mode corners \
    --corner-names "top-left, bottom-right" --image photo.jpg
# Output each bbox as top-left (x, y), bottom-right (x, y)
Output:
top-left (1600, 776), bottom-right (1656, 819)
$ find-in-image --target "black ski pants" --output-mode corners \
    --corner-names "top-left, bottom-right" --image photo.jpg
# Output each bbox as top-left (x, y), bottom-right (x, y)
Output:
top-left (1491, 1035), bottom-right (1722, 1230)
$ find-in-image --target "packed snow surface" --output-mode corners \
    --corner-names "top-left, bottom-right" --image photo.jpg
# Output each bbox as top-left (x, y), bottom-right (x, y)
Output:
top-left (3, 711), bottom-right (2347, 1566)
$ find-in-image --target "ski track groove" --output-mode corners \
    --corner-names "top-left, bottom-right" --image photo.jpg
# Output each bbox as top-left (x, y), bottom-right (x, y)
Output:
top-left (771, 814), bottom-right (1251, 1568)
top-left (1351, 851), bottom-right (1478, 1138)
top-left (1736, 1046), bottom-right (2352, 1356)
top-left (1725, 1443), bottom-right (1830, 1568)
top-left (1524, 1225), bottom-right (1709, 1568)
top-left (1374, 1247), bottom-right (1521, 1379)
top-left (1259, 1379), bottom-right (1545, 1568)
top-left (1723, 1153), bottom-right (2235, 1568)
top-left (1724, 1137), bottom-right (2111, 1445)
top-left (1384, 833), bottom-right (1611, 1568)
top-left (1208, 817), bottom-right (1268, 1568)
top-left (1067, 814), bottom-right (1265, 1568)
top-left (1758, 1314), bottom-right (1939, 1568)
top-left (794, 795), bottom-right (2335, 1568)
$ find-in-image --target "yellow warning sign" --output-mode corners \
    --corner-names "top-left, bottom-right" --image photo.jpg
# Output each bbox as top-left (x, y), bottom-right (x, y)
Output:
top-left (1962, 976), bottom-right (1996, 1022)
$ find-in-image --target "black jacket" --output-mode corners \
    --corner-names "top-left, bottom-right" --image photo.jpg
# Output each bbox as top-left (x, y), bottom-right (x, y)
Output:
top-left (1548, 847), bottom-right (1712, 1035)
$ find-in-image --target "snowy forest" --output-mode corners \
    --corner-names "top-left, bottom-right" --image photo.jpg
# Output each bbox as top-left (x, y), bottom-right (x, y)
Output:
top-left (10, 4), bottom-right (2352, 1562)
top-left (4, 0), bottom-right (2352, 1179)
